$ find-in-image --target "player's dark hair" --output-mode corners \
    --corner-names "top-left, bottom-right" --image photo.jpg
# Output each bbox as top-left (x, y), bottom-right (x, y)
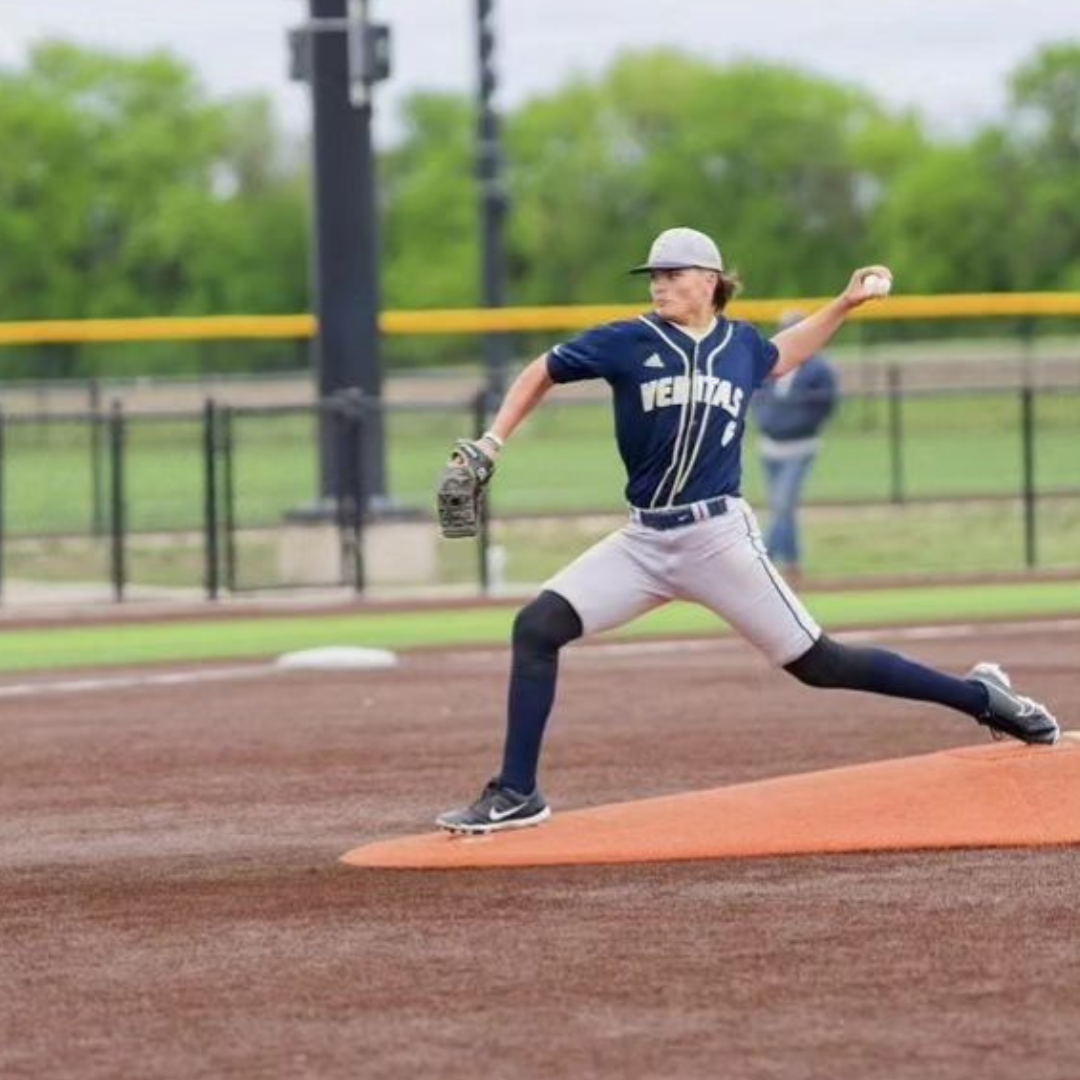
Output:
top-left (713, 270), bottom-right (742, 312)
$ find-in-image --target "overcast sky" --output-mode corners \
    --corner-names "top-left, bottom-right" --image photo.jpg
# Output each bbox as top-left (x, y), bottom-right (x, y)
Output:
top-left (0, 0), bottom-right (1076, 143)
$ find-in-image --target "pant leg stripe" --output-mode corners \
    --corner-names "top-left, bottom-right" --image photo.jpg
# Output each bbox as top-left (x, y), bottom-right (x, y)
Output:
top-left (737, 507), bottom-right (818, 647)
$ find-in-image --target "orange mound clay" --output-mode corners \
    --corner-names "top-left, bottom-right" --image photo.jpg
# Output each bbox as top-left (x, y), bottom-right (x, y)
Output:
top-left (341, 737), bottom-right (1080, 871)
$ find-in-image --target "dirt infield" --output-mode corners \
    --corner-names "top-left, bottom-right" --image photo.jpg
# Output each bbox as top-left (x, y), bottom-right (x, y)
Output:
top-left (2, 620), bottom-right (1078, 1080)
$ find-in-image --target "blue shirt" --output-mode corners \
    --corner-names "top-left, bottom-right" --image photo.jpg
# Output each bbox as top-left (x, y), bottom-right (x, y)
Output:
top-left (547, 312), bottom-right (779, 508)
top-left (754, 353), bottom-right (839, 442)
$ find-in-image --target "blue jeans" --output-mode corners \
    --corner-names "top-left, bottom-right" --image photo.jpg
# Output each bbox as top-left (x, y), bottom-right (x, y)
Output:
top-left (762, 453), bottom-right (817, 568)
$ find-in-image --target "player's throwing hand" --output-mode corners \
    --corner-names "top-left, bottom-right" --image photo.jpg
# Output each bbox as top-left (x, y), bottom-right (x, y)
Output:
top-left (846, 266), bottom-right (894, 305)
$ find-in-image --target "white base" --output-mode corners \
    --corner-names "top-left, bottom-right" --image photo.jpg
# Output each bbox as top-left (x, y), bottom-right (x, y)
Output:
top-left (275, 646), bottom-right (398, 671)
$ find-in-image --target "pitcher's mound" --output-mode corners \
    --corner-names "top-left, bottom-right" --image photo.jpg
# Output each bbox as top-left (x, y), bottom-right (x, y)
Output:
top-left (341, 738), bottom-right (1080, 870)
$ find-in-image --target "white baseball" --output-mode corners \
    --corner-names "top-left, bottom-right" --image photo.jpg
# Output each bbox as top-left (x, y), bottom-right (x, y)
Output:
top-left (862, 272), bottom-right (892, 297)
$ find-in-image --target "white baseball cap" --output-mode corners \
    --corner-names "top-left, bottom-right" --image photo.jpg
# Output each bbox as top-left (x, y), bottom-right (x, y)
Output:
top-left (630, 227), bottom-right (724, 274)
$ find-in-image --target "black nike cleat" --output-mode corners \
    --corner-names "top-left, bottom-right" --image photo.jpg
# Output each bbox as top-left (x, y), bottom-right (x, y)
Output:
top-left (967, 662), bottom-right (1060, 745)
top-left (436, 778), bottom-right (551, 835)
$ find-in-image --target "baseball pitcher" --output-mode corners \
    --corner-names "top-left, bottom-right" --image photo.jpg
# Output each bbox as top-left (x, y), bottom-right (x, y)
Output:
top-left (434, 227), bottom-right (1059, 834)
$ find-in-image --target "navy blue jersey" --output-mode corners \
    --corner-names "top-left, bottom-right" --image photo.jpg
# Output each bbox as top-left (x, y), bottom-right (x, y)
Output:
top-left (547, 313), bottom-right (779, 508)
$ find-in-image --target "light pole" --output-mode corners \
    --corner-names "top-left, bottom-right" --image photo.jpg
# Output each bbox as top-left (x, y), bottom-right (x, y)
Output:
top-left (289, 0), bottom-right (391, 508)
top-left (475, 0), bottom-right (511, 404)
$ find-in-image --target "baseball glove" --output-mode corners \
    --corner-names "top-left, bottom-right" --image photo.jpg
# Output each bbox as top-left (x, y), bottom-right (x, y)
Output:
top-left (436, 439), bottom-right (497, 538)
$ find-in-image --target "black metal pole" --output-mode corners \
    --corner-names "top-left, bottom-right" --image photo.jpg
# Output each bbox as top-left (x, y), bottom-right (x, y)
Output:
top-left (328, 391), bottom-right (365, 589)
top-left (349, 397), bottom-right (367, 593)
top-left (89, 378), bottom-right (105, 536)
top-left (108, 401), bottom-right (126, 603)
top-left (330, 400), bottom-right (347, 583)
top-left (222, 407), bottom-right (238, 593)
top-left (307, 0), bottom-right (386, 507)
top-left (1020, 386), bottom-right (1037, 569)
top-left (475, 0), bottom-right (511, 400)
top-left (887, 365), bottom-right (904, 505)
top-left (203, 399), bottom-right (220, 600)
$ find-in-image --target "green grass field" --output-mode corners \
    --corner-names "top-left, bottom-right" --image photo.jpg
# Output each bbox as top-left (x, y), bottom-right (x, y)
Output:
top-left (4, 497), bottom-right (1077, 592)
top-left (3, 389), bottom-right (1078, 537)
top-left (2, 385), bottom-right (1076, 592)
top-left (0, 579), bottom-right (1076, 674)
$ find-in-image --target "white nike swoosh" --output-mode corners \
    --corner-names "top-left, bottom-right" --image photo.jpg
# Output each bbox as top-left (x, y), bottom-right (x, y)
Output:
top-left (489, 803), bottom-right (526, 821)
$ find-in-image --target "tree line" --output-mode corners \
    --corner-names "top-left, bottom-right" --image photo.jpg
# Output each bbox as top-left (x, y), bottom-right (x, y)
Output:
top-left (1, 39), bottom-right (1079, 375)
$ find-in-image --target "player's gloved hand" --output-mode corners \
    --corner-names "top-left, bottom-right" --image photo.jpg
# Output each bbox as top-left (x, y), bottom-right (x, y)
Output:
top-left (436, 434), bottom-right (500, 539)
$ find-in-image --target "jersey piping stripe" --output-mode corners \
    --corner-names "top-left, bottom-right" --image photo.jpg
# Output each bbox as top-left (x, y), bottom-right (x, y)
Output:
top-left (637, 315), bottom-right (693, 509)
top-left (736, 505), bottom-right (819, 648)
top-left (672, 323), bottom-right (734, 498)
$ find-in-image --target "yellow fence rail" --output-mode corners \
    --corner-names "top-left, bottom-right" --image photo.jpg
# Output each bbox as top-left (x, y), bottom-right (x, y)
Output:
top-left (1, 293), bottom-right (1079, 346)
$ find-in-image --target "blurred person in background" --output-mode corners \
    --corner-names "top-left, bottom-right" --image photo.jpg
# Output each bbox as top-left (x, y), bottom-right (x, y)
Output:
top-left (754, 310), bottom-right (839, 585)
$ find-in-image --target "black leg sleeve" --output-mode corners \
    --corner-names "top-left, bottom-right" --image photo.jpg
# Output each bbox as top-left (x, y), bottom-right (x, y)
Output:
top-left (511, 589), bottom-right (583, 679)
top-left (784, 633), bottom-right (987, 716)
top-left (498, 590), bottom-right (583, 793)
